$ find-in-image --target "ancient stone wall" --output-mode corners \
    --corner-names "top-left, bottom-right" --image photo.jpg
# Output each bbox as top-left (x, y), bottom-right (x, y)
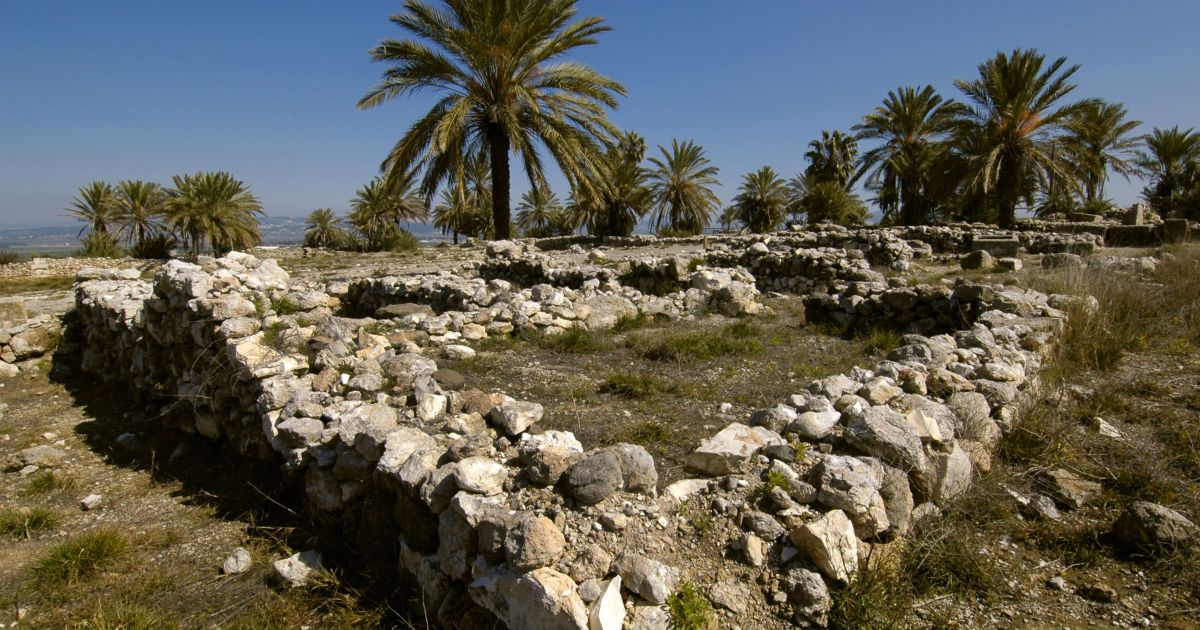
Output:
top-left (69, 247), bottom-right (1078, 628)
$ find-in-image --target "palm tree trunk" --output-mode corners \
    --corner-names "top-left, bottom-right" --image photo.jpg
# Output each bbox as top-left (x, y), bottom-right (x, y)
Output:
top-left (487, 125), bottom-right (512, 240)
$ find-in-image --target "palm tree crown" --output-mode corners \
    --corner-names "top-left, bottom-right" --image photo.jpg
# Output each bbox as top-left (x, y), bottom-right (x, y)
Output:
top-left (1135, 126), bottom-right (1200, 215)
top-left (165, 172), bottom-right (264, 256)
top-left (953, 48), bottom-right (1098, 227)
top-left (358, 0), bottom-right (626, 240)
top-left (1064, 101), bottom-right (1142, 205)
top-left (647, 139), bottom-right (721, 235)
top-left (854, 86), bottom-right (961, 224)
top-left (67, 181), bottom-right (118, 237)
top-left (516, 187), bottom-right (564, 237)
top-left (732, 166), bottom-right (788, 233)
top-left (114, 180), bottom-right (167, 247)
top-left (570, 131), bottom-right (651, 237)
top-left (305, 208), bottom-right (346, 248)
top-left (805, 130), bottom-right (860, 189)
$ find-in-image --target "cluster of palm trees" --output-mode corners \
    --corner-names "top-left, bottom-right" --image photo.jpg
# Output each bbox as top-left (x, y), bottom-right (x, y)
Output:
top-left (304, 177), bottom-right (425, 251)
top-left (358, 0), bottom-right (1198, 239)
top-left (67, 172), bottom-right (263, 257)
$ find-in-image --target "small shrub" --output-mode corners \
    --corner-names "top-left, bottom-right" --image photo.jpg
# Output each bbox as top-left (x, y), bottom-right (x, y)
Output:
top-left (33, 528), bottom-right (128, 586)
top-left (0, 250), bottom-right (20, 264)
top-left (25, 470), bottom-right (76, 495)
top-left (611, 312), bottom-right (650, 333)
top-left (544, 326), bottom-right (602, 354)
top-left (828, 555), bottom-right (909, 630)
top-left (78, 232), bottom-right (124, 258)
top-left (0, 507), bottom-right (58, 539)
top-left (262, 321), bottom-right (291, 351)
top-left (686, 257), bottom-right (705, 272)
top-left (127, 235), bottom-right (176, 260)
top-left (902, 530), bottom-right (1002, 600)
top-left (271, 296), bottom-right (302, 316)
top-left (749, 469), bottom-right (791, 502)
top-left (860, 327), bottom-right (902, 354)
top-left (666, 582), bottom-right (712, 630)
top-left (599, 371), bottom-right (677, 399)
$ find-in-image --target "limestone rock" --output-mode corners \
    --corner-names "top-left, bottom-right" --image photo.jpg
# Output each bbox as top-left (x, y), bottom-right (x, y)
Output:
top-left (273, 550), bottom-right (322, 587)
top-left (505, 515), bottom-right (567, 572)
top-left (613, 553), bottom-right (680, 605)
top-left (222, 547), bottom-right (252, 574)
top-left (589, 576), bottom-right (624, 630)
top-left (490, 400), bottom-right (544, 437)
top-left (454, 457), bottom-right (506, 496)
top-left (1038, 468), bottom-right (1102, 509)
top-left (686, 423), bottom-right (783, 476)
top-left (1111, 501), bottom-right (1199, 553)
top-left (789, 509), bottom-right (858, 583)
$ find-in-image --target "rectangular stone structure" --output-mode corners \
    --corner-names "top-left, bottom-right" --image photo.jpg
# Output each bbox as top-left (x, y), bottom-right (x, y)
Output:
top-left (969, 237), bottom-right (1020, 258)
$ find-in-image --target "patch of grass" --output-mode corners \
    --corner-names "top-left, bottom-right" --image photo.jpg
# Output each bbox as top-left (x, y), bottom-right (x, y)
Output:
top-left (598, 371), bottom-right (677, 399)
top-left (25, 470), bottom-right (77, 495)
top-left (666, 582), bottom-right (712, 630)
top-left (543, 326), bottom-right (603, 354)
top-left (1167, 337), bottom-right (1196, 356)
top-left (73, 599), bottom-right (180, 630)
top-left (631, 320), bottom-right (764, 362)
top-left (0, 275), bottom-right (74, 296)
top-left (615, 421), bottom-right (672, 446)
top-left (32, 528), bottom-right (129, 586)
top-left (0, 506), bottom-right (59, 539)
top-left (0, 250), bottom-right (21, 264)
top-left (859, 326), bottom-right (902, 354)
top-left (271, 296), bottom-right (301, 316)
top-left (828, 553), bottom-right (909, 630)
top-left (261, 321), bottom-right (291, 352)
top-left (902, 531), bottom-right (1003, 600)
top-left (686, 257), bottom-right (705, 272)
top-left (611, 312), bottom-right (651, 333)
top-left (680, 500), bottom-right (714, 536)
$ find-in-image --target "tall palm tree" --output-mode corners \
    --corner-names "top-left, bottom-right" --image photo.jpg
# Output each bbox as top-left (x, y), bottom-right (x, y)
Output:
top-left (357, 0), bottom-right (626, 240)
top-left (516, 187), bottom-right (564, 237)
top-left (1064, 101), bottom-right (1142, 205)
top-left (647, 140), bottom-right (721, 235)
top-left (953, 48), bottom-right (1098, 227)
top-left (67, 181), bottom-right (118, 237)
top-left (304, 208), bottom-right (346, 248)
top-left (1135, 126), bottom-right (1200, 216)
top-left (114, 180), bottom-right (167, 247)
top-left (571, 131), bottom-right (651, 237)
top-left (732, 166), bottom-right (789, 233)
top-left (164, 172), bottom-right (264, 256)
top-left (805, 130), bottom-right (860, 189)
top-left (854, 86), bottom-right (962, 225)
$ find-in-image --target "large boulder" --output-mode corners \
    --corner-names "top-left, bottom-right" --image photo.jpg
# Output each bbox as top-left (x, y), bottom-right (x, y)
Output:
top-left (505, 515), bottom-right (567, 572)
top-left (470, 567), bottom-right (589, 629)
top-left (789, 509), bottom-right (858, 583)
top-left (1111, 501), bottom-right (1199, 554)
top-left (844, 407), bottom-right (927, 475)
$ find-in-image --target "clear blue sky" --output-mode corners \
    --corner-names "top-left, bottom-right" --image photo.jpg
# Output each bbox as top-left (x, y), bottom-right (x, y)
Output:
top-left (3, 0), bottom-right (1199, 227)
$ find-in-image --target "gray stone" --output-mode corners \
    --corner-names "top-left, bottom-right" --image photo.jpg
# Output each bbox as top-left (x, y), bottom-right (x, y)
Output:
top-left (589, 576), bottom-right (624, 630)
top-left (376, 427), bottom-right (438, 481)
top-left (961, 250), bottom-right (994, 270)
top-left (606, 443), bottom-right (658, 494)
top-left (815, 454), bottom-right (890, 538)
top-left (844, 407), bottom-right (927, 475)
top-left (564, 451), bottom-right (624, 505)
top-left (490, 400), bottom-right (544, 437)
top-left (454, 457), bottom-right (506, 495)
top-left (469, 567), bottom-right (589, 630)
top-left (1038, 468), bottom-right (1102, 509)
top-left (750, 404), bottom-right (797, 433)
top-left (1111, 501), bottom-right (1199, 553)
top-left (782, 567), bottom-right (831, 627)
top-left (613, 553), bottom-right (680, 605)
top-left (790, 409), bottom-right (841, 440)
top-left (17, 445), bottom-right (66, 468)
top-left (337, 403), bottom-right (398, 461)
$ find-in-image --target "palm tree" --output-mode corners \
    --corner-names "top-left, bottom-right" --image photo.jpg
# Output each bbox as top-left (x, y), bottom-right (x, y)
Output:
top-left (805, 130), bottom-right (860, 189)
top-left (732, 166), bottom-right (788, 233)
top-left (114, 180), bottom-right (167, 247)
top-left (305, 208), bottom-right (346, 248)
top-left (357, 0), bottom-right (626, 240)
top-left (854, 86), bottom-right (962, 225)
top-left (433, 151), bottom-right (493, 243)
top-left (1135, 126), bottom-right (1200, 216)
top-left (718, 205), bottom-right (740, 232)
top-left (164, 171), bottom-right (264, 256)
top-left (953, 49), bottom-right (1098, 227)
top-left (571, 131), bottom-right (652, 237)
top-left (647, 140), bottom-right (721, 235)
top-left (350, 176), bottom-right (427, 240)
top-left (788, 173), bottom-right (868, 226)
top-left (516, 187), bottom-right (564, 237)
top-left (1064, 101), bottom-right (1142, 206)
top-left (67, 181), bottom-right (118, 237)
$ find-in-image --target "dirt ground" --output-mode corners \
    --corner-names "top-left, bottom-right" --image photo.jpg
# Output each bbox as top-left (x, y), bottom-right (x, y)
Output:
top-left (0, 242), bottom-right (1197, 629)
